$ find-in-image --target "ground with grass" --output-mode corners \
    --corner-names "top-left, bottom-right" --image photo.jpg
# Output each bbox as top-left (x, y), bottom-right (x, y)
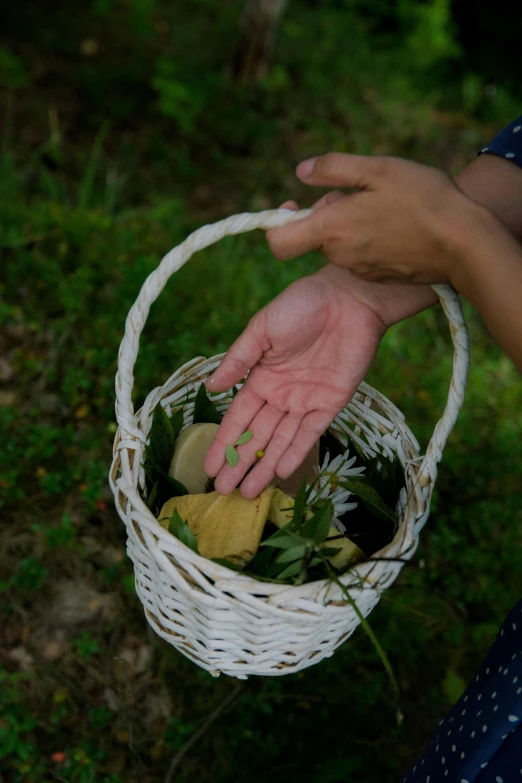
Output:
top-left (1, 2), bottom-right (522, 781)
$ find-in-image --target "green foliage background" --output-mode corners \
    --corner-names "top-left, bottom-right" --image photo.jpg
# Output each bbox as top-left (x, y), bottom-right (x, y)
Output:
top-left (0, 1), bottom-right (521, 781)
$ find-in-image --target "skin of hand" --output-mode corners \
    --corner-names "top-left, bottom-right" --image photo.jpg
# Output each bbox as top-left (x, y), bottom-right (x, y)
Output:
top-left (204, 152), bottom-right (522, 498)
top-left (264, 151), bottom-right (522, 371)
top-left (203, 262), bottom-right (387, 499)
top-left (266, 153), bottom-right (495, 285)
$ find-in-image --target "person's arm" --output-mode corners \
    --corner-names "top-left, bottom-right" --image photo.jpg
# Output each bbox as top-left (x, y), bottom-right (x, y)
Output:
top-left (368, 151), bottom-right (522, 328)
top-left (204, 127), bottom-right (522, 497)
top-left (267, 148), bottom-right (522, 371)
top-left (449, 200), bottom-right (522, 370)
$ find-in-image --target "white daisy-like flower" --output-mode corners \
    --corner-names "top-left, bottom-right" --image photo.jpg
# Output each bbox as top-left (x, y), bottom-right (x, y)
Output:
top-left (307, 450), bottom-right (365, 532)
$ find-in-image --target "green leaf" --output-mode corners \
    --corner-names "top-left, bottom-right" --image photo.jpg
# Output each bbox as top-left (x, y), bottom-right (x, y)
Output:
top-left (340, 478), bottom-right (396, 522)
top-left (163, 474), bottom-right (190, 497)
top-left (235, 429), bottom-right (253, 446)
top-left (225, 445), bottom-right (239, 466)
top-left (260, 534), bottom-right (305, 550)
top-left (319, 546), bottom-right (342, 557)
top-left (193, 382), bottom-right (222, 425)
top-left (147, 404), bottom-right (175, 474)
top-left (301, 500), bottom-right (333, 544)
top-left (170, 407), bottom-right (184, 440)
top-left (146, 481), bottom-right (158, 511)
top-left (345, 445), bottom-right (405, 511)
top-left (211, 558), bottom-right (243, 572)
top-left (274, 545), bottom-right (307, 564)
top-left (271, 559), bottom-right (304, 580)
top-left (246, 546), bottom-right (275, 576)
top-left (145, 460), bottom-right (189, 496)
top-left (144, 459), bottom-right (189, 515)
top-left (168, 508), bottom-right (199, 554)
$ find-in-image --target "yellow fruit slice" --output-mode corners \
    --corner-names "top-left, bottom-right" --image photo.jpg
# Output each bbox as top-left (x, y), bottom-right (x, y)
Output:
top-left (168, 422), bottom-right (219, 494)
top-left (158, 484), bottom-right (275, 567)
top-left (268, 488), bottom-right (364, 570)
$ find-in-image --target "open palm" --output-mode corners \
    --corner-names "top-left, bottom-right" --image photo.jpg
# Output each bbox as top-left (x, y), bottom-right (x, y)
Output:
top-left (203, 263), bottom-right (387, 498)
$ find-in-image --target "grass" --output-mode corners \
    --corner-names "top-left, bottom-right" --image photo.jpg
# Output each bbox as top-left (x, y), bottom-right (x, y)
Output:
top-left (1, 1), bottom-right (522, 780)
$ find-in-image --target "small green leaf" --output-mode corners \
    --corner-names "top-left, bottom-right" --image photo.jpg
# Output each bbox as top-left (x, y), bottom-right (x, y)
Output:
top-left (274, 545), bottom-right (307, 564)
top-left (301, 500), bottom-right (333, 544)
top-left (144, 459), bottom-right (190, 515)
top-left (260, 534), bottom-right (305, 550)
top-left (170, 407), bottom-right (184, 440)
top-left (146, 481), bottom-right (158, 511)
top-left (246, 546), bottom-right (275, 576)
top-left (168, 508), bottom-right (199, 554)
top-left (225, 445), bottom-right (239, 467)
top-left (340, 478), bottom-right (396, 522)
top-left (211, 558), bottom-right (243, 571)
top-left (145, 460), bottom-right (190, 496)
top-left (147, 404), bottom-right (175, 474)
top-left (235, 429), bottom-right (253, 446)
top-left (319, 546), bottom-right (342, 557)
top-left (272, 559), bottom-right (304, 580)
top-left (163, 474), bottom-right (190, 497)
top-left (193, 382), bottom-right (222, 425)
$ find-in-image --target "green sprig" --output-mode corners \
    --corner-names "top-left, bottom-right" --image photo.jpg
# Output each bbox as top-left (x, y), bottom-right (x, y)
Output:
top-left (225, 445), bottom-right (239, 466)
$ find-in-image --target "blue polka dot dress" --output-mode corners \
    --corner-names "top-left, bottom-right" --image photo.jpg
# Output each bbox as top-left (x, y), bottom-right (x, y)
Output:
top-left (401, 115), bottom-right (522, 782)
top-left (401, 600), bottom-right (522, 782)
top-left (479, 114), bottom-right (522, 168)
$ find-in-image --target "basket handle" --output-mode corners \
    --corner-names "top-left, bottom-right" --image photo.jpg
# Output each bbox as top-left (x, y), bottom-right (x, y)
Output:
top-left (115, 209), bottom-right (469, 489)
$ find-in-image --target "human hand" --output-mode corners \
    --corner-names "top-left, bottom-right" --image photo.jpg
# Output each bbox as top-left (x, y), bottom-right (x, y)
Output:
top-left (203, 262), bottom-right (387, 499)
top-left (267, 154), bottom-right (486, 286)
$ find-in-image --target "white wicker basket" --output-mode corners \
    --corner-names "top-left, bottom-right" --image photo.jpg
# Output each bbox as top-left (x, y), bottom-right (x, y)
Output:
top-left (109, 209), bottom-right (469, 679)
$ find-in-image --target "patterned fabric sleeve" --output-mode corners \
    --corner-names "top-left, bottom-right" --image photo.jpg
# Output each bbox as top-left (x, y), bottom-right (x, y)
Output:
top-left (479, 115), bottom-right (522, 169)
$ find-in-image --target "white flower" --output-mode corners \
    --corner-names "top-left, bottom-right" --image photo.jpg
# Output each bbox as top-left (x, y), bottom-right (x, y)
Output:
top-left (317, 451), bottom-right (366, 483)
top-left (307, 450), bottom-right (365, 531)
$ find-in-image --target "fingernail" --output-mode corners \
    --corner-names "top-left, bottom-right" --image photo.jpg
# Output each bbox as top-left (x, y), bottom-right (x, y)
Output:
top-left (206, 375), bottom-right (215, 386)
top-left (297, 158), bottom-right (316, 179)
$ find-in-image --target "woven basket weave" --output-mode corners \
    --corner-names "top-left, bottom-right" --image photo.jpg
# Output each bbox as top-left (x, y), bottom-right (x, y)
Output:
top-left (109, 208), bottom-right (469, 679)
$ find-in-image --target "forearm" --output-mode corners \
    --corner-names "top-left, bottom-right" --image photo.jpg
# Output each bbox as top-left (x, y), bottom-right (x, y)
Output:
top-left (451, 205), bottom-right (522, 372)
top-left (374, 153), bottom-right (522, 327)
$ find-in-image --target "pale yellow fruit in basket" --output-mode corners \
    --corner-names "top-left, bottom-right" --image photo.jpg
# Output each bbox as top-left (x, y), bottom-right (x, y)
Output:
top-left (269, 488), bottom-right (364, 570)
top-left (158, 484), bottom-right (275, 567)
top-left (168, 422), bottom-right (219, 494)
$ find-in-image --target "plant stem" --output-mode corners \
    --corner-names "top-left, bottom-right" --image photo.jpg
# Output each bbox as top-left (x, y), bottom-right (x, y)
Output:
top-left (324, 561), bottom-right (400, 700)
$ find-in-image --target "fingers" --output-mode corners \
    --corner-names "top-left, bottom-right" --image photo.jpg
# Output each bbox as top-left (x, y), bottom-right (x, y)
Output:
top-left (267, 204), bottom-right (331, 260)
top-left (275, 408), bottom-right (333, 479)
top-left (297, 153), bottom-right (392, 189)
top-left (268, 155), bottom-right (393, 259)
top-left (203, 382), bottom-right (265, 477)
top-left (205, 314), bottom-right (264, 393)
top-left (268, 192), bottom-right (346, 260)
top-left (211, 402), bottom-right (287, 495)
top-left (239, 412), bottom-right (302, 499)
top-left (310, 190), bottom-right (346, 211)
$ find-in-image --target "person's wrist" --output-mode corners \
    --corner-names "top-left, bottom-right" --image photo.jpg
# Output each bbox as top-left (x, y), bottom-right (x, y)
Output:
top-left (311, 262), bottom-right (438, 332)
top-left (313, 262), bottom-right (442, 329)
top-left (443, 197), bottom-right (513, 295)
top-left (312, 263), bottom-right (388, 327)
